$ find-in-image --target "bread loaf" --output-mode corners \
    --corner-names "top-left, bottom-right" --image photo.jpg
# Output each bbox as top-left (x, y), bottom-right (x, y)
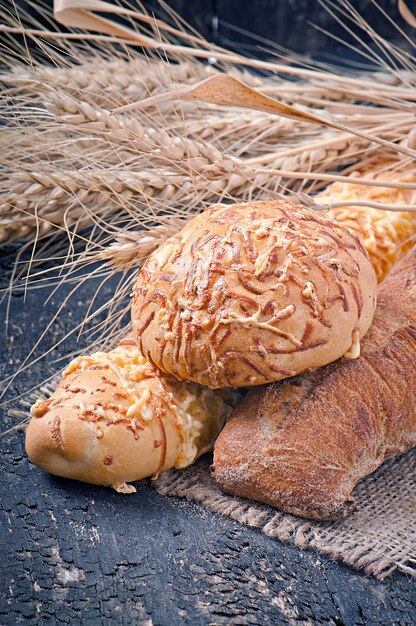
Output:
top-left (321, 168), bottom-right (416, 281)
top-left (132, 200), bottom-right (377, 388)
top-left (26, 337), bottom-right (238, 489)
top-left (212, 247), bottom-right (416, 520)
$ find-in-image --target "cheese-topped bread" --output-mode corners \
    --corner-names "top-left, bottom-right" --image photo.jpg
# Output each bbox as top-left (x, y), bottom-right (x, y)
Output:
top-left (132, 200), bottom-right (377, 388)
top-left (26, 337), bottom-right (238, 488)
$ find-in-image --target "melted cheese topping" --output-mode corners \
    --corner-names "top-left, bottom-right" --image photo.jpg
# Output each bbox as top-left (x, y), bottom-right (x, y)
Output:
top-left (112, 482), bottom-right (137, 494)
top-left (318, 169), bottom-right (416, 281)
top-left (171, 385), bottom-right (238, 468)
top-left (63, 344), bottom-right (238, 469)
top-left (343, 328), bottom-right (361, 360)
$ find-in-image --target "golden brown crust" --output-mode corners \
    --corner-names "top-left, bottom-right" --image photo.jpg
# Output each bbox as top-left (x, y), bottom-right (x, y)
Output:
top-left (26, 340), bottom-right (238, 486)
top-left (132, 200), bottom-right (377, 388)
top-left (321, 168), bottom-right (416, 281)
top-left (212, 247), bottom-right (416, 520)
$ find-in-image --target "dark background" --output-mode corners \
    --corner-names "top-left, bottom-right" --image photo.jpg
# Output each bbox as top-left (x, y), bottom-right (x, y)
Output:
top-left (5, 0), bottom-right (415, 61)
top-left (1, 1), bottom-right (416, 624)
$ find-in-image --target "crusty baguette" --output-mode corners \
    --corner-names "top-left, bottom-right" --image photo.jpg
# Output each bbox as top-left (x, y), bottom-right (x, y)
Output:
top-left (212, 246), bottom-right (416, 520)
top-left (26, 337), bottom-right (238, 489)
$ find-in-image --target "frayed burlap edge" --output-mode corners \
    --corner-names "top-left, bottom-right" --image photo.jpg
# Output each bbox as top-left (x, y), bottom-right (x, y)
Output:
top-left (20, 379), bottom-right (415, 581)
top-left (154, 449), bottom-right (416, 580)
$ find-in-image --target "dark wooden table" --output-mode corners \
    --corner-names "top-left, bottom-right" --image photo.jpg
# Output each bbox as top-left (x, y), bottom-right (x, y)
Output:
top-left (0, 242), bottom-right (415, 625)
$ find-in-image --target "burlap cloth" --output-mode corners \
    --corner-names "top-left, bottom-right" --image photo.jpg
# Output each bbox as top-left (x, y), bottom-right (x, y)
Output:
top-left (154, 448), bottom-right (415, 580)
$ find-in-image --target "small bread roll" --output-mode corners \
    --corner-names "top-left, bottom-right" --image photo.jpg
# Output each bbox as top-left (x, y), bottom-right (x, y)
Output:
top-left (132, 200), bottom-right (377, 388)
top-left (26, 337), bottom-right (238, 488)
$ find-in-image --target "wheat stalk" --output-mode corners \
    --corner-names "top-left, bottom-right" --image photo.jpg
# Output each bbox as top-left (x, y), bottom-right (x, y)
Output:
top-left (2, 98), bottom-right (414, 244)
top-left (43, 91), bottom-right (416, 185)
top-left (96, 218), bottom-right (188, 270)
top-left (2, 58), bottom-right (219, 107)
top-left (0, 168), bottom-right (202, 243)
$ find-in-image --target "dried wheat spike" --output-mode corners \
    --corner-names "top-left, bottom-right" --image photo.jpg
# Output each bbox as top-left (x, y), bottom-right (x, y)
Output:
top-left (4, 58), bottom-right (219, 108)
top-left (0, 169), bottom-right (197, 243)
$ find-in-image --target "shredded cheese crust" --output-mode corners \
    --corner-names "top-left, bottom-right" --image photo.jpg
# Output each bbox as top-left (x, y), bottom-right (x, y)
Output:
top-left (63, 345), bottom-right (238, 469)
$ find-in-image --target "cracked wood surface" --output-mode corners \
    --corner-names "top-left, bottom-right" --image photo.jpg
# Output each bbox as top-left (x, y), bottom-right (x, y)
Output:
top-left (0, 244), bottom-right (415, 625)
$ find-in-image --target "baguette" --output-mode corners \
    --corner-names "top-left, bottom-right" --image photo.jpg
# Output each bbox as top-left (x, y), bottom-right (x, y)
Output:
top-left (212, 246), bottom-right (416, 520)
